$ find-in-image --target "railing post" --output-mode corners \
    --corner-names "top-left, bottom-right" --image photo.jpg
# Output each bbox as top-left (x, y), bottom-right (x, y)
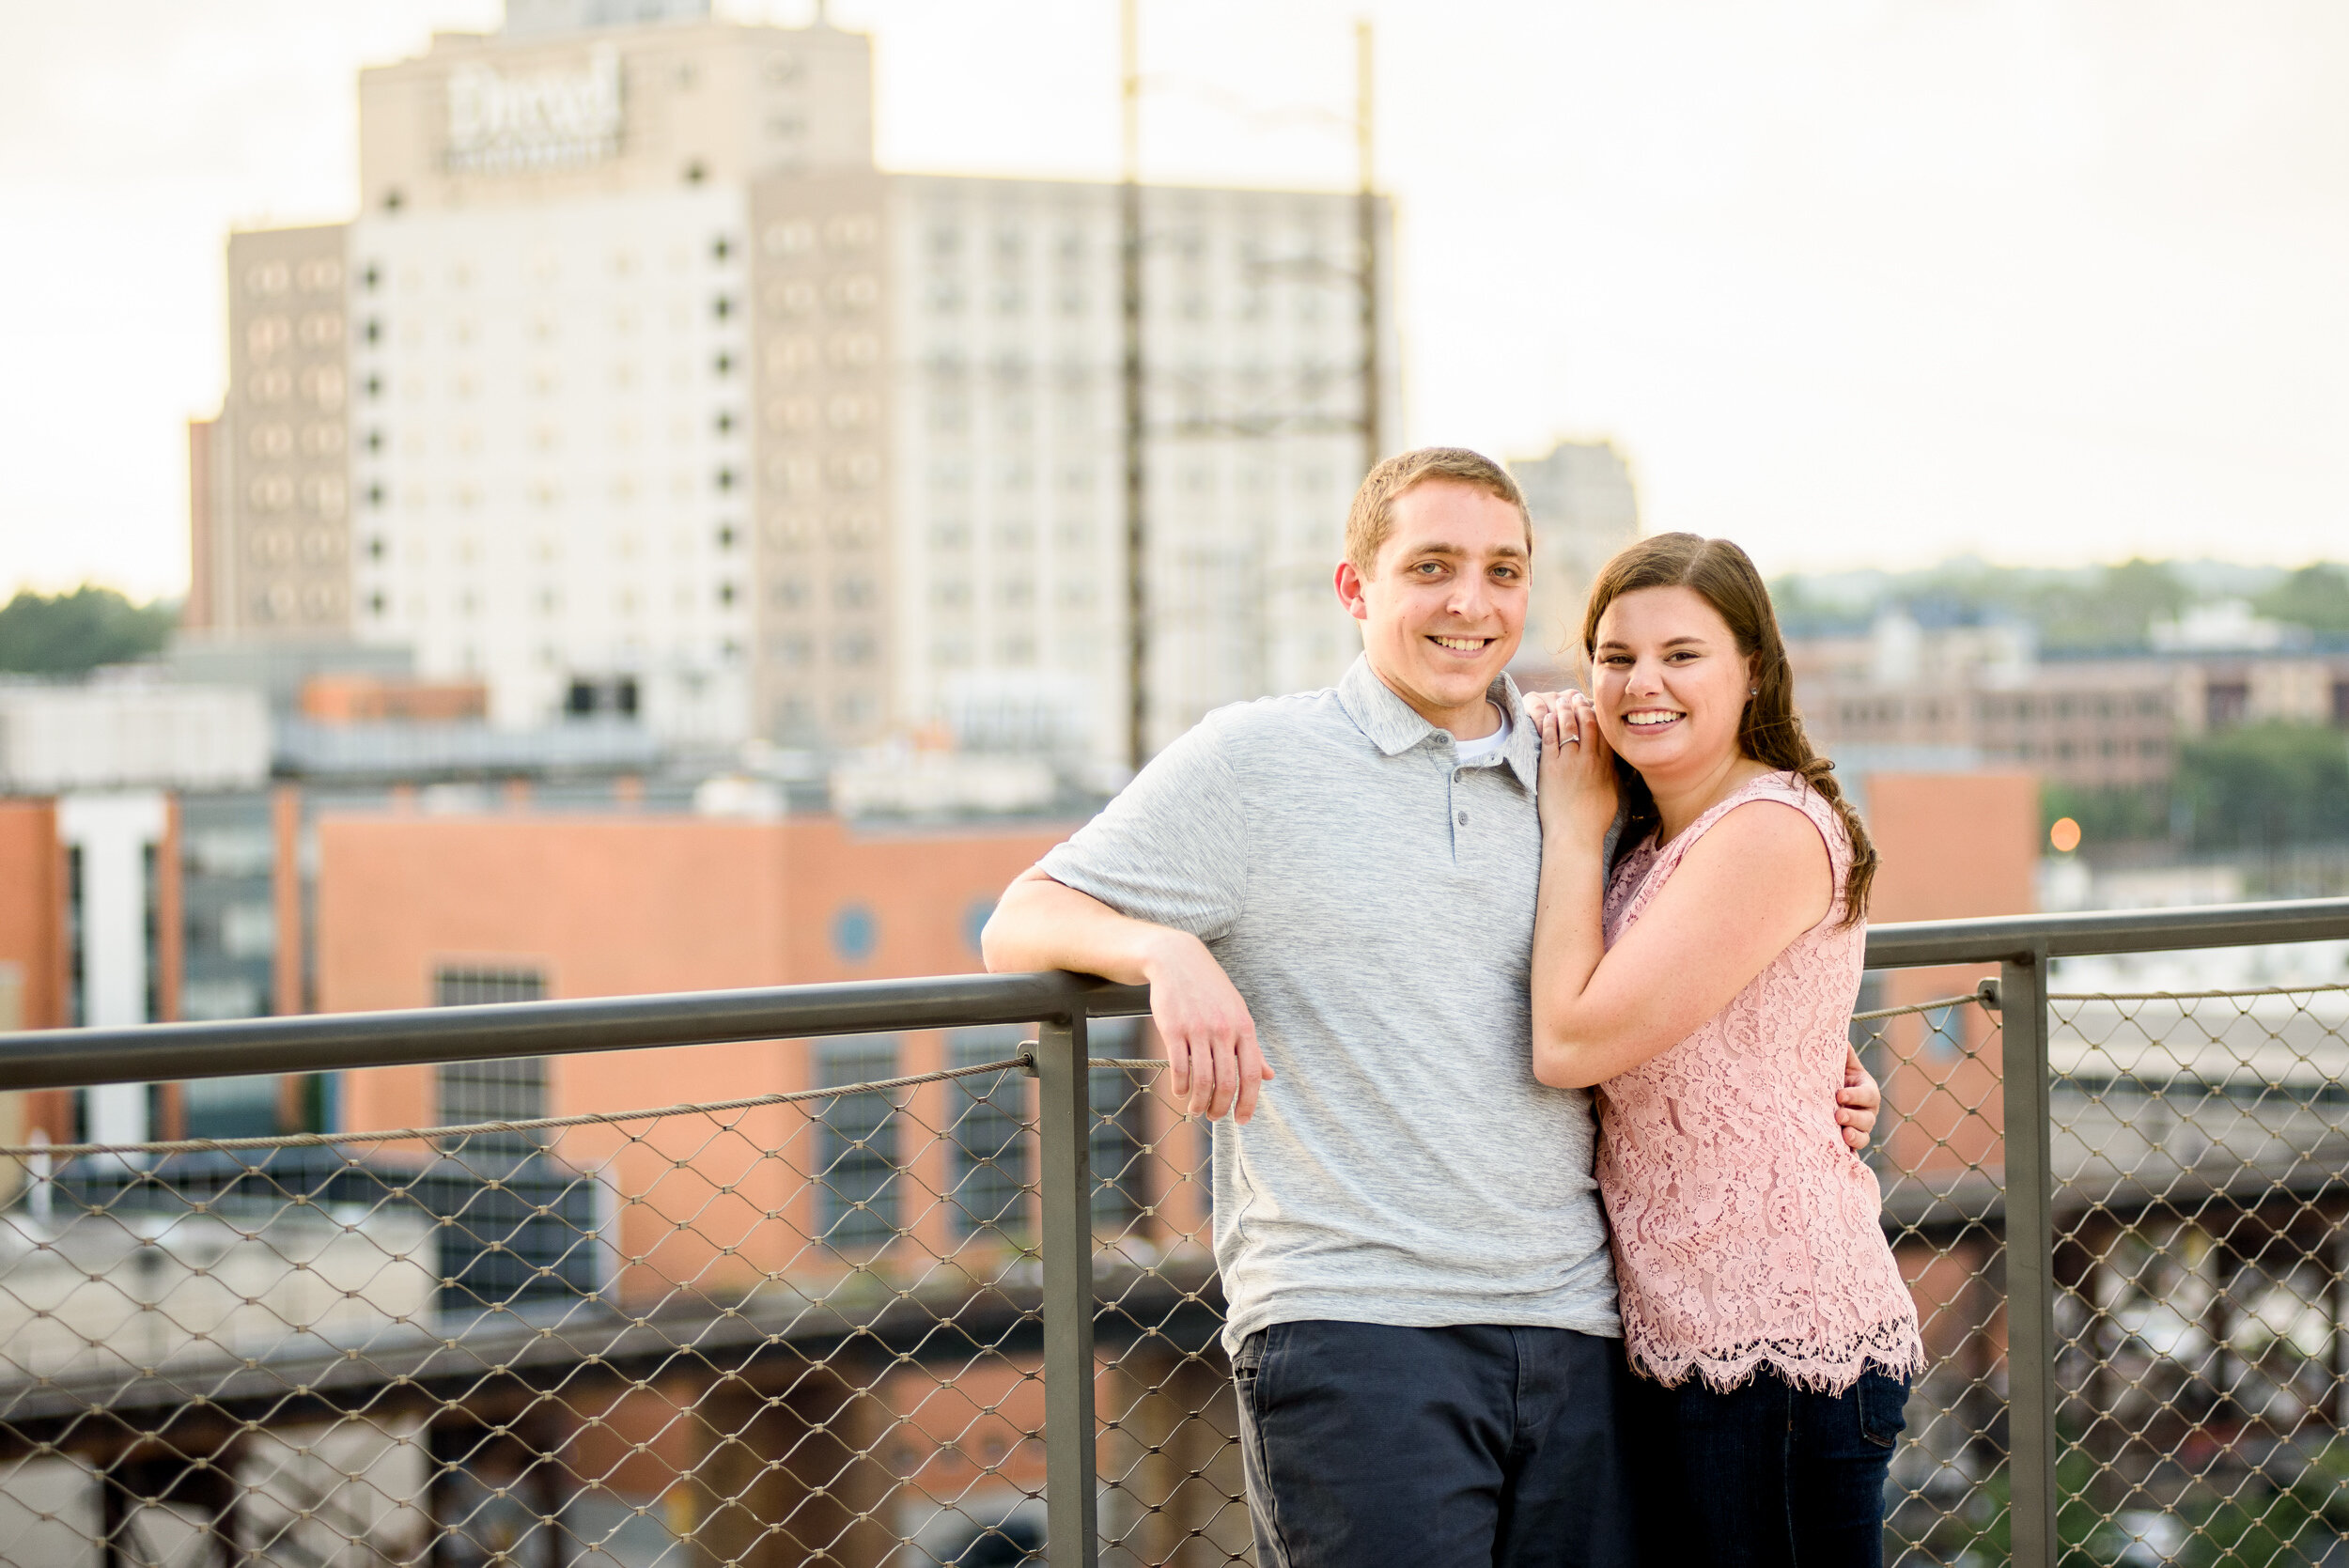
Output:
top-left (1035, 1013), bottom-right (1099, 1567)
top-left (2000, 944), bottom-right (2057, 1568)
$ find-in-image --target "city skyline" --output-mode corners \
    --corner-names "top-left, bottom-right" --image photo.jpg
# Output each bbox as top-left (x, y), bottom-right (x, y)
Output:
top-left (8, 0), bottom-right (2349, 602)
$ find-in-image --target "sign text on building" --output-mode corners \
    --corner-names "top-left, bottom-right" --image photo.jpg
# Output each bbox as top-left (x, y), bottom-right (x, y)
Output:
top-left (445, 46), bottom-right (623, 175)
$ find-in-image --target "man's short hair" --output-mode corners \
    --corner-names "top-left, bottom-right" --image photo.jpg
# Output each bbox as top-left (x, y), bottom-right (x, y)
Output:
top-left (1343, 447), bottom-right (1532, 578)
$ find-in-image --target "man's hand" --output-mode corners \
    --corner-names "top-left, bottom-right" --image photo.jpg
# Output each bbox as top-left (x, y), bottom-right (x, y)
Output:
top-left (1142, 928), bottom-right (1275, 1124)
top-left (984, 867), bottom-right (1274, 1125)
top-left (1837, 1045), bottom-right (1881, 1152)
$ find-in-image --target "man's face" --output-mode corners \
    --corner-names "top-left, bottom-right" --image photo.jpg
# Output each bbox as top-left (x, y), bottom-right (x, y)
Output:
top-left (1334, 480), bottom-right (1530, 733)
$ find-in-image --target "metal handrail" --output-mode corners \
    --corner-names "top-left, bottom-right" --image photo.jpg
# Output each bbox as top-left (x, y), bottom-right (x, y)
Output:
top-left (0, 971), bottom-right (1150, 1091)
top-left (1859, 895), bottom-right (2349, 967)
top-left (4, 898), bottom-right (2341, 1092)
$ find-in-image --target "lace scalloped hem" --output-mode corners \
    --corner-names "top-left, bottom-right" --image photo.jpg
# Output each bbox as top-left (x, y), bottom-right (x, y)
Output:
top-left (1626, 1318), bottom-right (1927, 1397)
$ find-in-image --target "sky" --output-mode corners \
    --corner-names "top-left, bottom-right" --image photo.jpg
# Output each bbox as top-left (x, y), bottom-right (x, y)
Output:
top-left (5, 0), bottom-right (2348, 602)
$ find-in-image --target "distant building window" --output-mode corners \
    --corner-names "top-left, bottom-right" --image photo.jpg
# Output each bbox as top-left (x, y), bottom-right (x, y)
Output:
top-left (817, 1037), bottom-right (900, 1247)
top-left (963, 897), bottom-right (995, 956)
top-left (948, 1027), bottom-right (1028, 1242)
top-left (832, 904), bottom-right (878, 962)
top-left (1090, 1019), bottom-right (1151, 1231)
top-left (434, 966), bottom-right (549, 1150)
top-left (2206, 682), bottom-right (2250, 729)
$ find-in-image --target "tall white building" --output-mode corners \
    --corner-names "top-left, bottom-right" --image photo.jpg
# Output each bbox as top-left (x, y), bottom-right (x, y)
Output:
top-left (759, 171), bottom-right (1389, 761)
top-left (199, 1), bottom-right (1395, 763)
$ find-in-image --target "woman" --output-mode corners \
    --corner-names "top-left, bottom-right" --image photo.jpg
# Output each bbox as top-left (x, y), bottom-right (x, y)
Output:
top-left (1526, 533), bottom-right (1922, 1567)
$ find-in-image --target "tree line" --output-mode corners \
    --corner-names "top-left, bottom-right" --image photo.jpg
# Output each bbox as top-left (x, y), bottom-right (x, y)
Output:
top-left (0, 587), bottom-right (179, 675)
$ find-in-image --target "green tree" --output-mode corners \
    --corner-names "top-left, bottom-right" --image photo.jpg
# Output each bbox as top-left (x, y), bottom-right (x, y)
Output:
top-left (2177, 722), bottom-right (2349, 851)
top-left (0, 586), bottom-right (178, 675)
top-left (2253, 561), bottom-right (2349, 635)
top-left (2031, 558), bottom-right (2189, 651)
top-left (2043, 783), bottom-right (2170, 846)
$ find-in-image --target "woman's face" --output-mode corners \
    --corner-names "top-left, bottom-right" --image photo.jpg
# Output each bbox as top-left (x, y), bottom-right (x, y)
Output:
top-left (1589, 585), bottom-right (1755, 785)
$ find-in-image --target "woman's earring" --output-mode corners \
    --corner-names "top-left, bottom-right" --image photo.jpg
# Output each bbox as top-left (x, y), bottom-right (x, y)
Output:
top-left (1750, 687), bottom-right (1758, 695)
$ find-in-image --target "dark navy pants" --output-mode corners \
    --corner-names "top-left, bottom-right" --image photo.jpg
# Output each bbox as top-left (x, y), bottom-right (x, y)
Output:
top-left (1232, 1320), bottom-right (1636, 1568)
top-left (1622, 1366), bottom-right (1910, 1568)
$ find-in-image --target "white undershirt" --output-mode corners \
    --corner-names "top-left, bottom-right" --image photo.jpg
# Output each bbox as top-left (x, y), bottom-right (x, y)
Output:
top-left (1451, 702), bottom-right (1512, 767)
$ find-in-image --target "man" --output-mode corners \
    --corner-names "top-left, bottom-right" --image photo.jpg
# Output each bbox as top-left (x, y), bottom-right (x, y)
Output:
top-left (983, 448), bottom-right (1877, 1566)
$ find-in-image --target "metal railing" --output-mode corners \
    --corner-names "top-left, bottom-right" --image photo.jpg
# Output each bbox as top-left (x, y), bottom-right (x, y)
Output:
top-left (0, 897), bottom-right (2342, 1567)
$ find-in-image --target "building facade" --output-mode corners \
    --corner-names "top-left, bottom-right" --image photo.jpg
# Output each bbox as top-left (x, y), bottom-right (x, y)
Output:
top-left (1792, 613), bottom-right (2349, 793)
top-left (1509, 438), bottom-right (1641, 672)
top-left (199, 1), bottom-right (1395, 763)
top-left (193, 225), bottom-right (355, 640)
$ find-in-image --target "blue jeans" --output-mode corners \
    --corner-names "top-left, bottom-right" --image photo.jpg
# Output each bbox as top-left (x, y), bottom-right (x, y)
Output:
top-left (1623, 1365), bottom-right (1910, 1568)
top-left (1232, 1320), bottom-right (1636, 1568)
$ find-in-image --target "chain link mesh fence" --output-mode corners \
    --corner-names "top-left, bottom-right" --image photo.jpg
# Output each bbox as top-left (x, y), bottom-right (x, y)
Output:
top-left (3, 974), bottom-right (2346, 1566)
top-left (1861, 976), bottom-right (2349, 1567)
top-left (0, 1023), bottom-right (1246, 1568)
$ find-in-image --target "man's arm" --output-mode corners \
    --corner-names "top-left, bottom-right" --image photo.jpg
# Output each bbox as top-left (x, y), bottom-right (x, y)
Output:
top-left (983, 866), bottom-right (1275, 1123)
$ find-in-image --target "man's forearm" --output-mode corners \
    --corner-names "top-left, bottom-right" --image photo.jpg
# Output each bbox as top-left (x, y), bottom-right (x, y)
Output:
top-left (983, 866), bottom-right (1272, 1121)
top-left (980, 868), bottom-right (1175, 981)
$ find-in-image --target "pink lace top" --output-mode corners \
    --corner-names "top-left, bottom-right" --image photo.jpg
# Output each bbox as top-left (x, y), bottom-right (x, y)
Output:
top-left (1597, 770), bottom-right (1924, 1392)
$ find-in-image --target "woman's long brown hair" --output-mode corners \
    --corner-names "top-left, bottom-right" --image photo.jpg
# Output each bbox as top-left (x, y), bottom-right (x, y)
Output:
top-left (1580, 533), bottom-right (1877, 925)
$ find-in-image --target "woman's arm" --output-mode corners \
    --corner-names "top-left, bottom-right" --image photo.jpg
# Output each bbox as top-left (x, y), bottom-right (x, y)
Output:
top-left (1528, 698), bottom-right (1831, 1089)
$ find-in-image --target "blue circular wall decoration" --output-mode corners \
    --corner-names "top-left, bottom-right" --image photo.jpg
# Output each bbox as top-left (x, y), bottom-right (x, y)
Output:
top-left (832, 904), bottom-right (878, 963)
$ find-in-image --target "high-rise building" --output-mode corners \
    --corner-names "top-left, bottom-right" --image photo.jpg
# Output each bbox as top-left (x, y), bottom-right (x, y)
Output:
top-left (197, 225), bottom-right (356, 640)
top-left (755, 170), bottom-right (1385, 760)
top-left (199, 2), bottom-right (1394, 763)
top-left (1509, 438), bottom-right (1641, 672)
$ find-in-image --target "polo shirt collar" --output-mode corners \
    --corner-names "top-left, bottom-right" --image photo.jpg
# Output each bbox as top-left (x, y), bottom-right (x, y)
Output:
top-left (1336, 655), bottom-right (1540, 791)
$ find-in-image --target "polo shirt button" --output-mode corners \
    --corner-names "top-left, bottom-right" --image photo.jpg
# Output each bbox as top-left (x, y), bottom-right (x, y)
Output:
top-left (1456, 811), bottom-right (1469, 826)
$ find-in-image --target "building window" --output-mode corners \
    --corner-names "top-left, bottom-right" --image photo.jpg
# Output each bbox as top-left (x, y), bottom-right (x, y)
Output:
top-left (1090, 1019), bottom-right (1151, 1231)
top-left (948, 1027), bottom-right (1030, 1242)
top-left (832, 904), bottom-right (878, 962)
top-left (2207, 682), bottom-right (2250, 729)
top-left (817, 1037), bottom-right (900, 1248)
top-left (434, 966), bottom-right (549, 1150)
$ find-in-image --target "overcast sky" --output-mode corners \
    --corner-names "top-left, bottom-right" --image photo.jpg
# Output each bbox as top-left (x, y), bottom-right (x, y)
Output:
top-left (6, 0), bottom-right (2347, 601)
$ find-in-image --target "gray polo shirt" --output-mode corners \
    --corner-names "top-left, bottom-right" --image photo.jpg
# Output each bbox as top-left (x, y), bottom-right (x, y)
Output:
top-left (1039, 656), bottom-right (1619, 1351)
